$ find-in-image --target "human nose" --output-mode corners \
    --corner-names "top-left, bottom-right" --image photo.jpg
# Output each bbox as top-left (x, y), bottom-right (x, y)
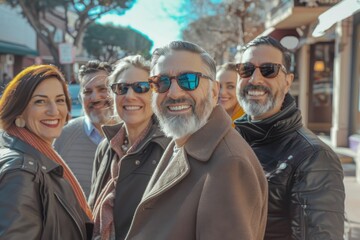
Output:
top-left (167, 78), bottom-right (185, 99)
top-left (90, 90), bottom-right (106, 101)
top-left (47, 101), bottom-right (60, 115)
top-left (219, 86), bottom-right (226, 96)
top-left (124, 86), bottom-right (136, 98)
top-left (248, 68), bottom-right (263, 84)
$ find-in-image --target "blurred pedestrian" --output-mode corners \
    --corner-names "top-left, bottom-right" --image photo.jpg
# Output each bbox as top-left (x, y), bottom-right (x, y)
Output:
top-left (0, 64), bottom-right (93, 239)
top-left (216, 62), bottom-right (244, 127)
top-left (54, 60), bottom-right (115, 197)
top-left (125, 41), bottom-right (268, 240)
top-left (234, 36), bottom-right (345, 239)
top-left (89, 55), bottom-right (170, 240)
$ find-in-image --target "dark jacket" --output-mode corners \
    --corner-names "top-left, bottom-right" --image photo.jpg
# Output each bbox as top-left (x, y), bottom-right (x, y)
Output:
top-left (88, 116), bottom-right (170, 240)
top-left (0, 131), bottom-right (92, 240)
top-left (125, 105), bottom-right (268, 240)
top-left (235, 94), bottom-right (345, 240)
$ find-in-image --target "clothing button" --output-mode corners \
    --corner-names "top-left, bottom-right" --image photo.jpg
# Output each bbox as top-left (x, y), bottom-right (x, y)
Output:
top-left (152, 160), bottom-right (157, 165)
top-left (288, 155), bottom-right (293, 160)
top-left (279, 163), bottom-right (287, 170)
top-left (135, 160), bottom-right (141, 165)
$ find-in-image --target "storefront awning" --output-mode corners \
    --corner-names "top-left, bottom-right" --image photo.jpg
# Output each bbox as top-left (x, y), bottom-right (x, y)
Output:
top-left (0, 40), bottom-right (38, 56)
top-left (312, 0), bottom-right (360, 37)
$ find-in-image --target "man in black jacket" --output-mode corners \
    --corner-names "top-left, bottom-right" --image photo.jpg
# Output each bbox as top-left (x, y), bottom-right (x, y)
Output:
top-left (234, 36), bottom-right (345, 239)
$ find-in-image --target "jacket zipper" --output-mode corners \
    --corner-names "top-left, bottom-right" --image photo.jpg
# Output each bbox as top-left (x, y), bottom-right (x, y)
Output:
top-left (300, 198), bottom-right (308, 240)
top-left (54, 193), bottom-right (84, 240)
top-left (98, 137), bottom-right (153, 189)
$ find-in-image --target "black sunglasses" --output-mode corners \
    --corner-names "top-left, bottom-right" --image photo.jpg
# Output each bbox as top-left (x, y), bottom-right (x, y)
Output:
top-left (111, 82), bottom-right (150, 95)
top-left (236, 62), bottom-right (287, 78)
top-left (148, 72), bottom-right (212, 93)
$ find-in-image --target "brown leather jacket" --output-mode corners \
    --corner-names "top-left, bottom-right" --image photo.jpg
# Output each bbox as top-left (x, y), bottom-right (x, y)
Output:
top-left (88, 116), bottom-right (170, 240)
top-left (0, 131), bottom-right (92, 240)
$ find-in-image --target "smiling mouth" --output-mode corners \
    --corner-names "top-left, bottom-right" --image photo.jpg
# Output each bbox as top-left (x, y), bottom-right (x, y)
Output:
top-left (168, 105), bottom-right (191, 112)
top-left (123, 106), bottom-right (142, 111)
top-left (90, 100), bottom-right (112, 110)
top-left (247, 90), bottom-right (267, 96)
top-left (41, 119), bottom-right (59, 127)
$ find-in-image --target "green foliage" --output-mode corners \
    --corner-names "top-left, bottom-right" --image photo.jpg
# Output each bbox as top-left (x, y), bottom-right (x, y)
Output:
top-left (83, 23), bottom-right (153, 62)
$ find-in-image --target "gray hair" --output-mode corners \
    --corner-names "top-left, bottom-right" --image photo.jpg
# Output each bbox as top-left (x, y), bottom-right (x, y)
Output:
top-left (78, 60), bottom-right (112, 87)
top-left (151, 40), bottom-right (216, 80)
top-left (109, 55), bottom-right (150, 85)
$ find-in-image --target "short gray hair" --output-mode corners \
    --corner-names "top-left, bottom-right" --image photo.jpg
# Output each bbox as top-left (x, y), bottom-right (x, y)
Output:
top-left (78, 60), bottom-right (112, 87)
top-left (109, 55), bottom-right (150, 85)
top-left (151, 41), bottom-right (216, 80)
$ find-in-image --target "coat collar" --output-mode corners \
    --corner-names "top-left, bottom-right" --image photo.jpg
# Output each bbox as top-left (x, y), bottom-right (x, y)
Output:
top-left (101, 115), bottom-right (169, 151)
top-left (0, 131), bottom-right (63, 175)
top-left (185, 105), bottom-right (232, 162)
top-left (234, 94), bottom-right (303, 145)
top-left (142, 105), bottom-right (232, 200)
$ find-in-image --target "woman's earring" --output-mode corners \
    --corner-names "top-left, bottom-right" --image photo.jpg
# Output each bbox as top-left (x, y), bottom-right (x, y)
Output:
top-left (15, 117), bottom-right (26, 128)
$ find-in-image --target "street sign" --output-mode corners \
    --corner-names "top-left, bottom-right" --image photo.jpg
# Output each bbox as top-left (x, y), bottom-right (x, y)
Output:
top-left (58, 42), bottom-right (75, 64)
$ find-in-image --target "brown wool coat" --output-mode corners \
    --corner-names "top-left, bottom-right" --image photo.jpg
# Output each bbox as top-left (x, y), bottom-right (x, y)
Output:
top-left (125, 105), bottom-right (268, 240)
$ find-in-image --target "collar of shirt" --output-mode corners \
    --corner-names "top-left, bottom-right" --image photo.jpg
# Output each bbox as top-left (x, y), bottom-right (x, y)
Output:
top-left (83, 116), bottom-right (103, 145)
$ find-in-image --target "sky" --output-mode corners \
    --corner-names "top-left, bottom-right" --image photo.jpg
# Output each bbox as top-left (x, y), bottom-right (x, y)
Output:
top-left (98, 0), bottom-right (183, 52)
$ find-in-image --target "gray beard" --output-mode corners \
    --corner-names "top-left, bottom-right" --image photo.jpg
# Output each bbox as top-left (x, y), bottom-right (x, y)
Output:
top-left (87, 107), bottom-right (114, 125)
top-left (152, 89), bottom-right (213, 140)
top-left (239, 97), bottom-right (276, 118)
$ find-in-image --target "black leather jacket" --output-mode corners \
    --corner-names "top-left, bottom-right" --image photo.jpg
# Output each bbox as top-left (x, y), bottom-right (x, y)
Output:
top-left (0, 131), bottom-right (92, 240)
top-left (235, 94), bottom-right (345, 240)
top-left (88, 116), bottom-right (170, 240)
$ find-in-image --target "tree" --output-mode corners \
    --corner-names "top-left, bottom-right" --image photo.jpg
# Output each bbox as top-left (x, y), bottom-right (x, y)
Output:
top-left (83, 23), bottom-right (153, 63)
top-left (165, 0), bottom-right (268, 63)
top-left (4, 0), bottom-right (136, 66)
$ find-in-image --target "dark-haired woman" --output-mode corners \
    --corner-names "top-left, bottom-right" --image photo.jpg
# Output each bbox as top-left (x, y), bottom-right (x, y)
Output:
top-left (0, 65), bottom-right (93, 239)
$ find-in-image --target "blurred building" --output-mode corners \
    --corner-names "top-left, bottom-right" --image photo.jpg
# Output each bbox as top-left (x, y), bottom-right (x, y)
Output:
top-left (0, 4), bottom-right (38, 81)
top-left (250, 0), bottom-right (360, 151)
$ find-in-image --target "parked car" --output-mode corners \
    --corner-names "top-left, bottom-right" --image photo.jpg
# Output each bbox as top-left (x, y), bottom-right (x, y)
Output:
top-left (68, 84), bottom-right (83, 118)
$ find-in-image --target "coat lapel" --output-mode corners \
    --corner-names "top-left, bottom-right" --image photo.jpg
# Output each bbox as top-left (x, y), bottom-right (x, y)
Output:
top-left (142, 143), bottom-right (190, 200)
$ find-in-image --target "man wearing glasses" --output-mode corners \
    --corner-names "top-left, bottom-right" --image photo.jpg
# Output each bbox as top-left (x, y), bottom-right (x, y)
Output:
top-left (125, 41), bottom-right (268, 240)
top-left (235, 36), bottom-right (345, 239)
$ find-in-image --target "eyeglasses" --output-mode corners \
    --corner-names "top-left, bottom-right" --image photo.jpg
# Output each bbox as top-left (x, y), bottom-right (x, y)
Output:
top-left (148, 72), bottom-right (212, 93)
top-left (110, 82), bottom-right (150, 95)
top-left (236, 62), bottom-right (287, 78)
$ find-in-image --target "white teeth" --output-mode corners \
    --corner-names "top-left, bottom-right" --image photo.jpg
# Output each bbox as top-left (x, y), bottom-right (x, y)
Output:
top-left (248, 90), bottom-right (265, 96)
top-left (124, 106), bottom-right (141, 111)
top-left (169, 105), bottom-right (189, 111)
top-left (42, 120), bottom-right (58, 124)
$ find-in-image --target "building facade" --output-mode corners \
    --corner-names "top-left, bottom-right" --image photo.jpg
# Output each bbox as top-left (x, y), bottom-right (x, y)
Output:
top-left (255, 0), bottom-right (360, 150)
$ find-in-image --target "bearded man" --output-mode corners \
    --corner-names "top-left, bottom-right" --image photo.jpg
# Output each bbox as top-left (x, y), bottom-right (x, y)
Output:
top-left (54, 60), bottom-right (115, 197)
top-left (234, 36), bottom-right (345, 239)
top-left (124, 41), bottom-right (268, 240)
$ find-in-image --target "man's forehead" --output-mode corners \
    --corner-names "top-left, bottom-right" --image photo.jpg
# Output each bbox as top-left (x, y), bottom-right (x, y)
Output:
top-left (81, 73), bottom-right (108, 88)
top-left (152, 50), bottom-right (208, 75)
top-left (241, 45), bottom-right (283, 63)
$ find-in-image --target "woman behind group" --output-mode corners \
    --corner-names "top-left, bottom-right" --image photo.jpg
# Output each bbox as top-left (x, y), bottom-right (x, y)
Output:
top-left (0, 65), bottom-right (93, 239)
top-left (88, 55), bottom-right (170, 240)
top-left (216, 62), bottom-right (244, 127)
